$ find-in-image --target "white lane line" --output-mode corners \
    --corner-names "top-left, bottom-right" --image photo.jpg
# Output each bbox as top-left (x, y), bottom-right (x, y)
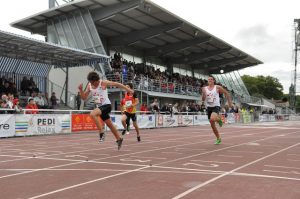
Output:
top-left (227, 150), bottom-right (263, 154)
top-left (288, 159), bottom-right (300, 162)
top-left (171, 142), bottom-right (300, 199)
top-left (161, 152), bottom-right (183, 154)
top-left (263, 170), bottom-right (300, 175)
top-left (217, 155), bottom-right (243, 158)
top-left (130, 156), bottom-right (167, 160)
top-left (191, 160), bottom-right (235, 164)
top-left (0, 128), bottom-right (259, 165)
top-left (264, 165), bottom-right (300, 171)
top-left (28, 166), bottom-right (150, 199)
top-left (183, 163), bottom-right (219, 168)
top-left (231, 172), bottom-right (300, 181)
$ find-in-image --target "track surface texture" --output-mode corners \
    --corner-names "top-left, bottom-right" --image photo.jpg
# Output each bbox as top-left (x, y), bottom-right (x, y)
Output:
top-left (0, 121), bottom-right (299, 199)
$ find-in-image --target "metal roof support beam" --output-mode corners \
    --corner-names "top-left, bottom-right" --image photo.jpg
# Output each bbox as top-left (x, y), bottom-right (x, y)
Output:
top-left (91, 0), bottom-right (144, 22)
top-left (171, 48), bottom-right (232, 64)
top-left (199, 56), bottom-right (248, 68)
top-left (108, 22), bottom-right (183, 47)
top-left (145, 36), bottom-right (211, 57)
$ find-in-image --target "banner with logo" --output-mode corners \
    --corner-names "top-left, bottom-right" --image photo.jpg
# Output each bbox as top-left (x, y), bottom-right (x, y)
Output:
top-left (135, 114), bottom-right (155, 129)
top-left (72, 114), bottom-right (104, 132)
top-left (178, 115), bottom-right (194, 126)
top-left (193, 115), bottom-right (209, 125)
top-left (0, 115), bottom-right (15, 138)
top-left (15, 114), bottom-right (70, 136)
top-left (159, 115), bottom-right (178, 127)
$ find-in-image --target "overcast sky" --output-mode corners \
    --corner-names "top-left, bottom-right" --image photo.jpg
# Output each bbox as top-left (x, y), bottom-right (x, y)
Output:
top-left (0, 0), bottom-right (299, 93)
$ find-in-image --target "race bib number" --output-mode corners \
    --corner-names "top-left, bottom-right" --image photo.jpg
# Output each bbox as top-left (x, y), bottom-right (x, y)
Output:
top-left (93, 95), bottom-right (104, 104)
top-left (125, 100), bottom-right (132, 107)
top-left (207, 96), bottom-right (214, 104)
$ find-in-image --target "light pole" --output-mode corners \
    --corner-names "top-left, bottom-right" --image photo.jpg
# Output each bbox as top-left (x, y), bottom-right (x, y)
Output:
top-left (293, 19), bottom-right (300, 110)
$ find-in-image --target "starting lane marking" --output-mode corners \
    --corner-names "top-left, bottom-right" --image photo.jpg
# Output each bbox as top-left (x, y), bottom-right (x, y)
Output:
top-left (183, 163), bottom-right (219, 168)
top-left (191, 160), bottom-right (235, 165)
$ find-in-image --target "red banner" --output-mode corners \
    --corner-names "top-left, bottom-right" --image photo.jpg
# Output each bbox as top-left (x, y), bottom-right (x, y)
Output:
top-left (72, 114), bottom-right (104, 132)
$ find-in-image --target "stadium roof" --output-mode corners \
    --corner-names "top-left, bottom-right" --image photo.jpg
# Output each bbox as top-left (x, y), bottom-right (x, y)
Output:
top-left (11, 0), bottom-right (263, 74)
top-left (0, 30), bottom-right (109, 68)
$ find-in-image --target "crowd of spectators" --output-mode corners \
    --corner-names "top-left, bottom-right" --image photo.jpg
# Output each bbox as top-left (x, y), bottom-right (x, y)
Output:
top-left (0, 76), bottom-right (59, 114)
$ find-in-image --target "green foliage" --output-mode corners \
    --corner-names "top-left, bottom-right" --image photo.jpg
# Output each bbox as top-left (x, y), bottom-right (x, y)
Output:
top-left (241, 75), bottom-right (283, 100)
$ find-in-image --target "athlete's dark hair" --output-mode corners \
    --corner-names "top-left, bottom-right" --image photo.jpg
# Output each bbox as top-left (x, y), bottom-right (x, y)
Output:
top-left (126, 82), bottom-right (134, 89)
top-left (87, 71), bottom-right (100, 82)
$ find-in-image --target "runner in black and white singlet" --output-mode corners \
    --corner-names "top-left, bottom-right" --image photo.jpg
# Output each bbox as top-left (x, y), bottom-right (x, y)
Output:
top-left (78, 72), bottom-right (133, 150)
top-left (202, 75), bottom-right (233, 145)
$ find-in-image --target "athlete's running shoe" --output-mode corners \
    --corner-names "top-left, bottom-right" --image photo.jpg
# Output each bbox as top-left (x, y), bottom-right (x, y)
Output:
top-left (99, 133), bottom-right (105, 142)
top-left (126, 131), bottom-right (130, 135)
top-left (214, 138), bottom-right (221, 145)
top-left (116, 138), bottom-right (123, 150)
top-left (137, 136), bottom-right (141, 142)
top-left (122, 130), bottom-right (126, 135)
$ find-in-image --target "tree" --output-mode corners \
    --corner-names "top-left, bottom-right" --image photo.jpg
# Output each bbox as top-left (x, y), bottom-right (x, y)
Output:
top-left (241, 75), bottom-right (283, 100)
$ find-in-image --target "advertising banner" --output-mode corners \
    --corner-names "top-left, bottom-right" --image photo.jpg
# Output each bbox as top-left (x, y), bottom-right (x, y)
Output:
top-left (178, 115), bottom-right (194, 126)
top-left (0, 115), bottom-right (15, 138)
top-left (15, 114), bottom-right (70, 136)
top-left (72, 114), bottom-right (104, 132)
top-left (227, 113), bottom-right (236, 124)
top-left (134, 114), bottom-right (155, 129)
top-left (193, 115), bottom-right (209, 125)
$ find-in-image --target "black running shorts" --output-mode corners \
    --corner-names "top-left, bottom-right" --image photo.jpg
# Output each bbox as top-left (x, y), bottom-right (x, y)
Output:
top-left (125, 112), bottom-right (137, 122)
top-left (206, 106), bottom-right (220, 119)
top-left (96, 104), bottom-right (112, 121)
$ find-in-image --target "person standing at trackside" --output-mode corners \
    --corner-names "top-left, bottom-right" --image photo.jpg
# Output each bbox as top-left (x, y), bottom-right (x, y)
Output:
top-left (201, 75), bottom-right (232, 145)
top-left (78, 71), bottom-right (133, 150)
top-left (121, 83), bottom-right (141, 142)
top-left (76, 92), bottom-right (81, 110)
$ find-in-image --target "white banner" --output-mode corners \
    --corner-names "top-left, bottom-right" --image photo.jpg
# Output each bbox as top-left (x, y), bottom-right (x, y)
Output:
top-left (178, 115), bottom-right (194, 126)
top-left (159, 115), bottom-right (178, 127)
top-left (110, 115), bottom-right (123, 130)
top-left (136, 114), bottom-right (155, 129)
top-left (193, 115), bottom-right (210, 125)
top-left (15, 114), bottom-right (71, 136)
top-left (227, 113), bottom-right (236, 124)
top-left (0, 115), bottom-right (15, 138)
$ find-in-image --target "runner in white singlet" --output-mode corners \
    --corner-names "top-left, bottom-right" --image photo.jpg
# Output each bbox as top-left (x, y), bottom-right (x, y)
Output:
top-left (78, 71), bottom-right (133, 150)
top-left (202, 75), bottom-right (233, 145)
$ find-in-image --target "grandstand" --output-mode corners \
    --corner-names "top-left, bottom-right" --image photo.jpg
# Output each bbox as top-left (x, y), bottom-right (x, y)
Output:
top-left (10, 0), bottom-right (263, 111)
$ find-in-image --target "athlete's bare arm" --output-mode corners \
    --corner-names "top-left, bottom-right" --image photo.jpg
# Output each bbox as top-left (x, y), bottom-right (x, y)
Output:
top-left (217, 85), bottom-right (233, 107)
top-left (78, 83), bottom-right (90, 101)
top-left (133, 97), bottom-right (139, 106)
top-left (102, 80), bottom-right (133, 93)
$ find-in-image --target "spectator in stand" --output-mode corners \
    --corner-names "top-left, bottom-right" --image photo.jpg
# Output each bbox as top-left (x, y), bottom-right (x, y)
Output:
top-left (26, 97), bottom-right (39, 114)
top-left (1, 95), bottom-right (9, 109)
top-left (140, 103), bottom-right (148, 114)
top-left (172, 103), bottom-right (179, 115)
top-left (7, 93), bottom-right (14, 109)
top-left (76, 92), bottom-right (81, 110)
top-left (2, 82), bottom-right (12, 95)
top-left (50, 92), bottom-right (58, 109)
top-left (150, 98), bottom-right (160, 113)
top-left (28, 77), bottom-right (39, 93)
top-left (21, 76), bottom-right (30, 95)
top-left (34, 92), bottom-right (45, 109)
top-left (13, 99), bottom-right (22, 113)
